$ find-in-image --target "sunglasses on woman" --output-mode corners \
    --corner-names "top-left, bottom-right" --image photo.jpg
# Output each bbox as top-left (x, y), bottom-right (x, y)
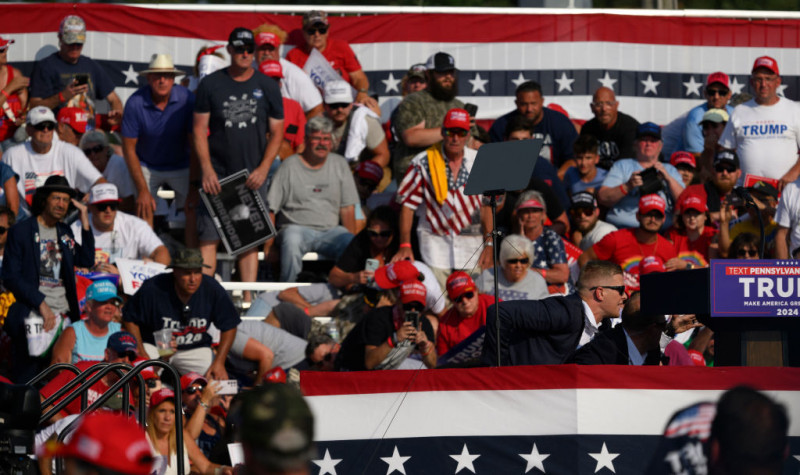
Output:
top-left (184, 385), bottom-right (205, 395)
top-left (368, 229), bottom-right (392, 238)
top-left (737, 249), bottom-right (758, 258)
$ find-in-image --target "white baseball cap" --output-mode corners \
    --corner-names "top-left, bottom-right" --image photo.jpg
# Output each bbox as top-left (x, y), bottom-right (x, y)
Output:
top-left (90, 183), bottom-right (120, 205)
top-left (27, 106), bottom-right (56, 126)
top-left (323, 81), bottom-right (353, 104)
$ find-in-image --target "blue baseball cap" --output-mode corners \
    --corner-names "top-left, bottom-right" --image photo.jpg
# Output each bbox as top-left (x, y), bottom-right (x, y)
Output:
top-left (107, 331), bottom-right (138, 358)
top-left (86, 280), bottom-right (122, 303)
top-left (636, 121), bottom-right (661, 140)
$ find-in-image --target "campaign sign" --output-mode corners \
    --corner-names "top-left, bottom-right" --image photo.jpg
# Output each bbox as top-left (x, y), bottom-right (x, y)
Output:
top-left (710, 259), bottom-right (800, 317)
top-left (115, 258), bottom-right (168, 296)
top-left (199, 169), bottom-right (277, 256)
top-left (437, 327), bottom-right (485, 367)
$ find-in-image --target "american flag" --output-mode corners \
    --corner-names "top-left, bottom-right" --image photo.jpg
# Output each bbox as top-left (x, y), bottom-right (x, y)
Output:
top-left (301, 365), bottom-right (800, 474)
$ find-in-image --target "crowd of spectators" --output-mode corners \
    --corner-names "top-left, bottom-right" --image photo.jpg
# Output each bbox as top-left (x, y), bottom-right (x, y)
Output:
top-left (0, 10), bottom-right (798, 474)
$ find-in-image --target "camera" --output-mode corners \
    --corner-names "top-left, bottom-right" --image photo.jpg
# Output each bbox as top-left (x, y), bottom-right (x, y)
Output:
top-left (404, 309), bottom-right (420, 329)
top-left (638, 167), bottom-right (663, 195)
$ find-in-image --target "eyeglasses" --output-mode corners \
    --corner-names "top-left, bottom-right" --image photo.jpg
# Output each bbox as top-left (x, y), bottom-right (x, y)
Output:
top-left (314, 352), bottom-right (335, 369)
top-left (305, 26), bottom-right (329, 35)
top-left (232, 45), bottom-right (254, 55)
top-left (706, 88), bottom-right (729, 97)
top-left (714, 164), bottom-right (736, 174)
top-left (455, 291), bottom-right (475, 304)
top-left (94, 202), bottom-right (118, 212)
top-left (184, 385), bottom-right (205, 395)
top-left (33, 122), bottom-right (55, 131)
top-left (327, 102), bottom-right (350, 110)
top-left (570, 207), bottom-right (594, 217)
top-left (737, 248), bottom-right (758, 258)
top-left (443, 128), bottom-right (469, 138)
top-left (590, 285), bottom-right (626, 296)
top-left (506, 258), bottom-right (530, 265)
top-left (83, 144), bottom-right (105, 155)
top-left (368, 229), bottom-right (392, 238)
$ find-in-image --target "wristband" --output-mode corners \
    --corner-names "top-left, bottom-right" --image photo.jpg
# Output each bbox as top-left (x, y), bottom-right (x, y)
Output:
top-left (0, 90), bottom-right (8, 99)
top-left (619, 184), bottom-right (628, 195)
top-left (58, 92), bottom-right (66, 103)
top-left (420, 345), bottom-right (433, 356)
top-left (358, 88), bottom-right (369, 93)
top-left (303, 307), bottom-right (310, 315)
top-left (198, 400), bottom-right (210, 411)
top-left (399, 243), bottom-right (412, 249)
top-left (540, 269), bottom-right (547, 279)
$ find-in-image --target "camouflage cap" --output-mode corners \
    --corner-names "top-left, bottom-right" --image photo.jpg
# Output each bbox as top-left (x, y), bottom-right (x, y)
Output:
top-left (239, 384), bottom-right (315, 470)
top-left (169, 248), bottom-right (210, 270)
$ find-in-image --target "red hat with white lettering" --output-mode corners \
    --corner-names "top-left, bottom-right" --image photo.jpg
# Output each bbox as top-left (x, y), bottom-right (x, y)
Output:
top-left (149, 388), bottom-right (175, 408)
top-left (258, 60), bottom-right (283, 79)
top-left (639, 255), bottom-right (666, 275)
top-left (399, 280), bottom-right (427, 306)
top-left (180, 372), bottom-right (207, 391)
top-left (639, 194), bottom-right (666, 215)
top-left (446, 271), bottom-right (476, 301)
top-left (255, 32), bottom-right (281, 48)
top-left (752, 56), bottom-right (779, 75)
top-left (0, 37), bottom-right (15, 48)
top-left (356, 160), bottom-right (384, 184)
top-left (670, 151), bottom-right (696, 169)
top-left (57, 107), bottom-right (89, 134)
top-left (680, 194), bottom-right (708, 214)
top-left (443, 108), bottom-right (470, 131)
top-left (374, 261), bottom-right (422, 290)
top-left (705, 71), bottom-right (730, 89)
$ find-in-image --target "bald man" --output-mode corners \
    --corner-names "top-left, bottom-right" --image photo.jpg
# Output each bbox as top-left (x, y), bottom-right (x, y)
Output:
top-left (579, 87), bottom-right (640, 169)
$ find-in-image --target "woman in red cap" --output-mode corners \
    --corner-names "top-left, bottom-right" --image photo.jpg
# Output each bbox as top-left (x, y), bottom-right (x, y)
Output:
top-left (665, 193), bottom-right (718, 269)
top-left (514, 190), bottom-right (570, 294)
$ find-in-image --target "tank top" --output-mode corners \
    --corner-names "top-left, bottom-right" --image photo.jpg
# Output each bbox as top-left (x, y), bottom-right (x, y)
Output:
top-left (71, 320), bottom-right (121, 363)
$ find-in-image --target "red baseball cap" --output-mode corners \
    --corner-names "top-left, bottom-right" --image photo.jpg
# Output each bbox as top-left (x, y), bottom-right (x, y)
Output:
top-left (258, 60), bottom-right (283, 79)
top-left (263, 367), bottom-right (287, 384)
top-left (446, 271), bottom-right (476, 301)
top-left (516, 198), bottom-right (544, 212)
top-left (687, 349), bottom-right (706, 366)
top-left (752, 55), bottom-right (779, 75)
top-left (705, 72), bottom-right (729, 88)
top-left (180, 371), bottom-right (207, 391)
top-left (44, 412), bottom-right (154, 475)
top-left (0, 37), bottom-right (14, 48)
top-left (374, 261), bottom-right (421, 290)
top-left (57, 107), bottom-right (89, 134)
top-left (255, 32), bottom-right (281, 48)
top-left (133, 358), bottom-right (158, 380)
top-left (399, 280), bottom-right (427, 306)
top-left (670, 151), bottom-right (696, 169)
top-left (356, 160), bottom-right (384, 184)
top-left (680, 194), bottom-right (708, 214)
top-left (150, 388), bottom-right (175, 408)
top-left (639, 194), bottom-right (666, 215)
top-left (639, 255), bottom-right (666, 275)
top-left (443, 108), bottom-right (470, 130)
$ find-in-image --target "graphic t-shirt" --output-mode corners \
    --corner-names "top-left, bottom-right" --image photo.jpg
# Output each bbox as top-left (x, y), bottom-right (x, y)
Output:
top-left (579, 112), bottom-right (640, 169)
top-left (38, 222), bottom-right (69, 315)
top-left (592, 228), bottom-right (677, 289)
top-left (666, 227), bottom-right (717, 267)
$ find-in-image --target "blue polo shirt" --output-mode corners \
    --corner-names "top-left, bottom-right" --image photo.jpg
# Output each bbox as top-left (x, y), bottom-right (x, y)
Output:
top-left (121, 84), bottom-right (194, 171)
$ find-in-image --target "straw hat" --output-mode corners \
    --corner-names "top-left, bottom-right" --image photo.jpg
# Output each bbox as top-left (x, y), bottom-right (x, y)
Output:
top-left (140, 53), bottom-right (184, 75)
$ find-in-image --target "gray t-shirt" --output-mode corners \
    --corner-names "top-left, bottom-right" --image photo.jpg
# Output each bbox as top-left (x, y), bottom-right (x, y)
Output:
top-left (475, 267), bottom-right (550, 302)
top-left (232, 321), bottom-right (306, 369)
top-left (37, 223), bottom-right (69, 315)
top-left (267, 153), bottom-right (358, 231)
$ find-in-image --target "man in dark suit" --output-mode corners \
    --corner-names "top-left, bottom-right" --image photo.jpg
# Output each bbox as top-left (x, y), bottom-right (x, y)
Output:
top-left (571, 291), bottom-right (663, 365)
top-left (482, 260), bottom-right (626, 366)
top-left (2, 175), bottom-right (94, 382)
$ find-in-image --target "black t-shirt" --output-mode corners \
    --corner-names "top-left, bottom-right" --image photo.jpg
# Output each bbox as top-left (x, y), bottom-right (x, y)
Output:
top-left (30, 53), bottom-right (115, 103)
top-left (194, 69), bottom-right (284, 177)
top-left (335, 229), bottom-right (399, 273)
top-left (580, 112), bottom-right (640, 169)
top-left (336, 306), bottom-right (435, 371)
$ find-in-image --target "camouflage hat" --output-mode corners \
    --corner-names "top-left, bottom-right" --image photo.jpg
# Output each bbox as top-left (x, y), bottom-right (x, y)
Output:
top-left (239, 384), bottom-right (315, 471)
top-left (169, 248), bottom-right (210, 270)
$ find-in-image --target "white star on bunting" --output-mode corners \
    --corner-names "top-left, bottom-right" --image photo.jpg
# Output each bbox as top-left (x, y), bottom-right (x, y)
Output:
top-left (382, 72), bottom-right (400, 94)
top-left (588, 442), bottom-right (620, 473)
top-left (555, 72), bottom-right (575, 93)
top-left (380, 446), bottom-right (411, 475)
top-left (683, 76), bottom-right (702, 96)
top-left (511, 72), bottom-right (529, 88)
top-left (449, 444), bottom-right (480, 474)
top-left (469, 73), bottom-right (489, 93)
top-left (597, 72), bottom-right (617, 90)
top-left (519, 443), bottom-right (550, 473)
top-left (729, 77), bottom-right (745, 95)
top-left (641, 74), bottom-right (660, 95)
top-left (778, 83), bottom-right (788, 96)
top-left (312, 449), bottom-right (342, 475)
top-left (122, 64), bottom-right (139, 85)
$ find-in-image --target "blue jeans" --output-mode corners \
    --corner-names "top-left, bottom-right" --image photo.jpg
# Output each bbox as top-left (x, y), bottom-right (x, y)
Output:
top-left (278, 225), bottom-right (353, 282)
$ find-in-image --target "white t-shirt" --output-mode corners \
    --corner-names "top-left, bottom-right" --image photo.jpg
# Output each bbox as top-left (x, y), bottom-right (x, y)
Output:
top-left (4, 139), bottom-right (102, 208)
top-left (412, 260), bottom-right (446, 315)
top-left (775, 178), bottom-right (800, 256)
top-left (579, 220), bottom-right (618, 251)
top-left (279, 58), bottom-right (323, 113)
top-left (103, 153), bottom-right (136, 198)
top-left (72, 211), bottom-right (164, 264)
top-left (718, 98), bottom-right (800, 181)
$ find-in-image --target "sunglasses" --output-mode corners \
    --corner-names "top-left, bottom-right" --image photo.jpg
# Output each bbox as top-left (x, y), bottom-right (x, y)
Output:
top-left (455, 291), bottom-right (475, 304)
top-left (33, 122), bottom-right (55, 131)
top-left (443, 128), bottom-right (469, 138)
top-left (715, 165), bottom-right (736, 174)
top-left (506, 258), bottom-right (530, 265)
top-left (83, 144), bottom-right (105, 155)
top-left (0, 226), bottom-right (6, 234)
top-left (570, 207), bottom-right (594, 217)
top-left (314, 352), bottom-right (335, 369)
top-left (94, 202), bottom-right (118, 212)
top-left (706, 88), bottom-right (729, 97)
top-left (643, 211), bottom-right (665, 219)
top-left (327, 102), bottom-right (350, 110)
top-left (184, 385), bottom-right (205, 395)
top-left (233, 45), bottom-right (254, 55)
top-left (0, 47), bottom-right (8, 54)
top-left (146, 379), bottom-right (159, 389)
top-left (97, 299), bottom-right (121, 307)
top-left (306, 26), bottom-right (329, 35)
top-left (590, 285), bottom-right (626, 296)
top-left (368, 229), bottom-right (392, 238)
top-left (737, 249), bottom-right (758, 258)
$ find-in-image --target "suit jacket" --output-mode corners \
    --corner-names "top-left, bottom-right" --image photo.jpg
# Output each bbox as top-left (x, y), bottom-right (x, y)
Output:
top-left (483, 294), bottom-right (586, 366)
top-left (2, 215), bottom-right (95, 320)
top-left (570, 325), bottom-right (661, 365)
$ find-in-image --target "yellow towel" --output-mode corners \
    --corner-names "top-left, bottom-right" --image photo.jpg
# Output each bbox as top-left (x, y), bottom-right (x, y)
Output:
top-left (426, 144), bottom-right (448, 205)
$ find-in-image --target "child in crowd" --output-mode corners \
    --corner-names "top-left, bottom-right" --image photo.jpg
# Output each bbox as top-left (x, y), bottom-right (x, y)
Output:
top-left (563, 134), bottom-right (606, 196)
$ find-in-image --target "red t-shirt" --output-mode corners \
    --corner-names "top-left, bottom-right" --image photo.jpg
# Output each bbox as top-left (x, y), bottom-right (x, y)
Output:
top-left (40, 360), bottom-right (125, 417)
top-left (592, 228), bottom-right (677, 289)
top-left (436, 294), bottom-right (496, 356)
top-left (666, 227), bottom-right (717, 267)
top-left (286, 39), bottom-right (362, 86)
top-left (282, 97), bottom-right (306, 151)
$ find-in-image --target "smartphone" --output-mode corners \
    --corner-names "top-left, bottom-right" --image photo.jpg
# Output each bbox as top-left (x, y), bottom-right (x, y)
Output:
top-left (365, 258), bottom-right (379, 272)
top-left (74, 74), bottom-right (89, 86)
top-left (464, 103), bottom-right (478, 117)
top-left (404, 310), bottom-right (420, 329)
top-left (217, 379), bottom-right (239, 396)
